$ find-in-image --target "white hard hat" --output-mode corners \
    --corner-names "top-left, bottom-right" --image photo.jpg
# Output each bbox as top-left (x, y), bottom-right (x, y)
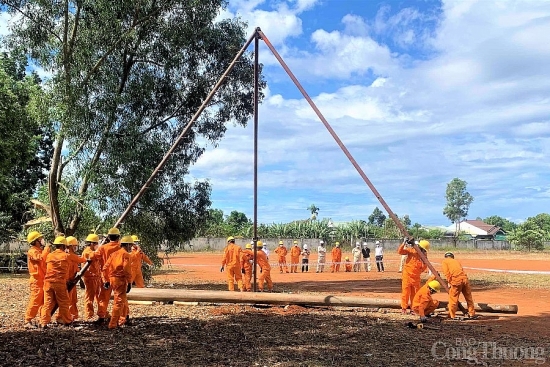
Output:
top-left (320, 240), bottom-right (324, 244)
top-left (303, 244), bottom-right (308, 249)
top-left (375, 241), bottom-right (380, 245)
top-left (356, 242), bottom-right (360, 247)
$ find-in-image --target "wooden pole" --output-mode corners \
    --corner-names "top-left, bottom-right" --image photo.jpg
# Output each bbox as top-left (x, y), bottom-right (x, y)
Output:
top-left (127, 288), bottom-right (518, 314)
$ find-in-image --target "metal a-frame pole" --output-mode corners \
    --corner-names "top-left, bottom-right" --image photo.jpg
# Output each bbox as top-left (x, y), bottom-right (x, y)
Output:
top-left (256, 29), bottom-right (462, 309)
top-left (252, 28), bottom-right (260, 292)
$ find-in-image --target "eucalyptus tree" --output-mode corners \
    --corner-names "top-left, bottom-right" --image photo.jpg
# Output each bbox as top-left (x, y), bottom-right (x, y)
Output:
top-left (443, 178), bottom-right (474, 245)
top-left (2, 0), bottom-right (264, 242)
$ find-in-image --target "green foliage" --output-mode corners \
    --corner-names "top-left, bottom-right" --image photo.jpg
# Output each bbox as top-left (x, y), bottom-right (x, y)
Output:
top-left (2, 0), bottom-right (263, 241)
top-left (507, 226), bottom-right (545, 251)
top-left (307, 204), bottom-right (319, 220)
top-left (0, 52), bottom-right (53, 241)
top-left (443, 178), bottom-right (474, 225)
top-left (483, 215), bottom-right (517, 233)
top-left (368, 207), bottom-right (386, 227)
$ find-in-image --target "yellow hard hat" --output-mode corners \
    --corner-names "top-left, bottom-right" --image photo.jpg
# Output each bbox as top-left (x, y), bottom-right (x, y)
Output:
top-left (256, 240), bottom-right (263, 248)
top-left (131, 235), bottom-right (140, 242)
top-left (293, 240), bottom-right (298, 244)
top-left (427, 280), bottom-right (441, 292)
top-left (27, 231), bottom-right (43, 244)
top-left (66, 236), bottom-right (78, 246)
top-left (335, 242), bottom-right (340, 247)
top-left (245, 243), bottom-right (252, 249)
top-left (85, 233), bottom-right (99, 243)
top-left (227, 236), bottom-right (235, 243)
top-left (108, 227), bottom-right (120, 235)
top-left (121, 235), bottom-right (134, 244)
top-left (53, 236), bottom-right (67, 245)
top-left (279, 240), bottom-right (284, 245)
top-left (418, 240), bottom-right (430, 251)
top-left (345, 256), bottom-right (349, 261)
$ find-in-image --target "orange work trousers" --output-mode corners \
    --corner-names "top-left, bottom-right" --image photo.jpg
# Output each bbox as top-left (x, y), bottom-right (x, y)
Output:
top-left (290, 257), bottom-right (299, 273)
top-left (258, 269), bottom-right (272, 291)
top-left (331, 259), bottom-right (341, 273)
top-left (133, 270), bottom-right (146, 288)
top-left (97, 283), bottom-right (113, 319)
top-left (40, 281), bottom-right (72, 326)
top-left (69, 287), bottom-right (78, 321)
top-left (413, 299), bottom-right (440, 317)
top-left (226, 266), bottom-right (243, 291)
top-left (108, 277), bottom-right (128, 329)
top-left (25, 278), bottom-right (44, 323)
top-left (277, 257), bottom-right (288, 273)
top-left (448, 279), bottom-right (475, 318)
top-left (83, 277), bottom-right (101, 319)
top-left (242, 267), bottom-right (252, 291)
top-left (401, 276), bottom-right (421, 309)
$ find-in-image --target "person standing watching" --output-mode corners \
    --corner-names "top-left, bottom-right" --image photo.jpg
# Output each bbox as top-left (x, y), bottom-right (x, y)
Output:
top-left (290, 241), bottom-right (301, 273)
top-left (361, 243), bottom-right (371, 272)
top-left (301, 244), bottom-right (311, 272)
top-left (331, 242), bottom-right (342, 273)
top-left (352, 243), bottom-right (362, 272)
top-left (274, 241), bottom-right (289, 273)
top-left (316, 241), bottom-right (327, 273)
top-left (375, 241), bottom-right (385, 272)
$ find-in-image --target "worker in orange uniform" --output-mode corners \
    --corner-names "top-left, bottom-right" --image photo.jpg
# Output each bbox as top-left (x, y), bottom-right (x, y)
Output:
top-left (96, 227), bottom-right (122, 324)
top-left (397, 238), bottom-right (429, 314)
top-left (103, 235), bottom-right (133, 329)
top-left (241, 242), bottom-right (254, 291)
top-left (331, 242), bottom-right (342, 273)
top-left (40, 236), bottom-right (87, 328)
top-left (220, 236), bottom-right (243, 291)
top-left (65, 236), bottom-right (82, 321)
top-left (412, 278), bottom-right (441, 322)
top-left (256, 241), bottom-right (273, 292)
top-left (290, 241), bottom-right (301, 273)
top-left (344, 257), bottom-right (352, 272)
top-left (24, 231), bottom-right (50, 328)
top-left (81, 233), bottom-right (102, 320)
top-left (274, 240), bottom-right (289, 273)
top-left (129, 235), bottom-right (153, 288)
top-left (442, 252), bottom-right (477, 320)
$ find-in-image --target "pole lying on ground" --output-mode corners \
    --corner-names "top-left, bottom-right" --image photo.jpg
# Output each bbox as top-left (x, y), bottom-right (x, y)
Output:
top-left (127, 288), bottom-right (518, 314)
top-left (258, 29), bottom-right (468, 315)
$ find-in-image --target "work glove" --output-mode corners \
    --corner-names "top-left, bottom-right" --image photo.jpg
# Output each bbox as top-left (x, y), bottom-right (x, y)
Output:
top-left (103, 282), bottom-right (110, 290)
top-left (79, 279), bottom-right (85, 289)
top-left (126, 283), bottom-right (132, 294)
top-left (420, 316), bottom-right (428, 323)
top-left (403, 237), bottom-right (409, 244)
top-left (241, 268), bottom-right (245, 274)
top-left (220, 266), bottom-right (224, 273)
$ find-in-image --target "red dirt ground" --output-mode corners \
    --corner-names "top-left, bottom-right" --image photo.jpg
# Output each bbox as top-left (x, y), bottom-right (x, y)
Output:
top-left (157, 253), bottom-right (550, 317)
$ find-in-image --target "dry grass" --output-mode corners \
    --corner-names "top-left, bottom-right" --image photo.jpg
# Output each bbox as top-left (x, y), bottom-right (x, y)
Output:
top-left (469, 272), bottom-right (550, 290)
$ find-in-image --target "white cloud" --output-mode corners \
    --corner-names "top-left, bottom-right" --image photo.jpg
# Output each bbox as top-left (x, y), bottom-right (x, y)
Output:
top-left (192, 0), bottom-right (550, 224)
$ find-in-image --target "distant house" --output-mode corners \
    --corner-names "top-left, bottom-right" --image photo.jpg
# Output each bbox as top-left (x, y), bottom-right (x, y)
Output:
top-left (445, 220), bottom-right (506, 240)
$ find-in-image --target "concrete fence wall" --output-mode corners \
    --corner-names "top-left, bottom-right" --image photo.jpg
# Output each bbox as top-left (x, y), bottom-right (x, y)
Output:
top-left (175, 238), bottom-right (520, 252)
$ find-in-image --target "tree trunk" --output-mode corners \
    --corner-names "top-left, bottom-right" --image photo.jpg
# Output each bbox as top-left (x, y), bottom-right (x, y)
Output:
top-left (48, 135), bottom-right (65, 236)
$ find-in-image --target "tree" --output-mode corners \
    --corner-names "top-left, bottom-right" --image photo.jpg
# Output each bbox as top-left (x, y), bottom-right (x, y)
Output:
top-left (225, 211), bottom-right (251, 234)
top-left (307, 204), bottom-right (319, 220)
top-left (483, 215), bottom-right (518, 233)
top-left (507, 226), bottom-right (545, 251)
top-left (443, 178), bottom-right (474, 244)
top-left (402, 214), bottom-right (411, 228)
top-left (368, 207), bottom-right (386, 227)
top-left (3, 0), bottom-right (264, 242)
top-left (0, 52), bottom-right (53, 241)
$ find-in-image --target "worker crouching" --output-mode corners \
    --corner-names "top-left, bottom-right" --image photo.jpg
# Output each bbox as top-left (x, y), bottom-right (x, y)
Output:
top-left (103, 235), bottom-right (133, 329)
top-left (412, 279), bottom-right (441, 323)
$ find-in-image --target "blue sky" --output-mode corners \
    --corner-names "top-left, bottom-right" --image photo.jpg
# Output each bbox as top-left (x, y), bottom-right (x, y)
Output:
top-left (2, 1), bottom-right (549, 227)
top-left (188, 0), bottom-right (550, 226)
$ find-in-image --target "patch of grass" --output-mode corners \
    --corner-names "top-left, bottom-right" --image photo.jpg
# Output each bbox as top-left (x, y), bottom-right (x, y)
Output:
top-left (469, 272), bottom-right (550, 289)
